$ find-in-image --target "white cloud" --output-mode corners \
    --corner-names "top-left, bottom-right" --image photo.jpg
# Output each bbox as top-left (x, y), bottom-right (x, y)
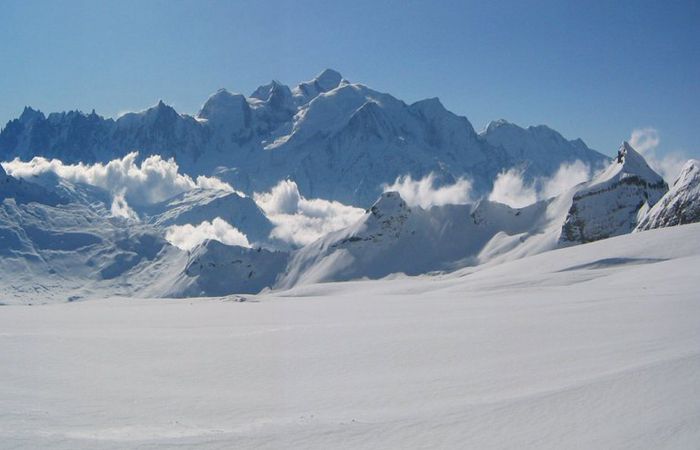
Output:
top-left (110, 191), bottom-right (139, 220)
top-left (540, 160), bottom-right (591, 199)
top-left (165, 217), bottom-right (250, 251)
top-left (2, 152), bottom-right (238, 213)
top-left (254, 179), bottom-right (300, 214)
top-left (254, 180), bottom-right (364, 247)
top-left (629, 127), bottom-right (660, 155)
top-left (488, 169), bottom-right (538, 208)
top-left (382, 173), bottom-right (472, 208)
top-left (488, 161), bottom-right (594, 208)
top-left (628, 128), bottom-right (688, 182)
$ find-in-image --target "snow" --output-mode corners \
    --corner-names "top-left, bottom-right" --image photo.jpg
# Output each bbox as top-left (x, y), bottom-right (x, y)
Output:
top-left (559, 141), bottom-right (668, 244)
top-left (481, 119), bottom-right (608, 176)
top-left (636, 159), bottom-right (700, 230)
top-left (1, 223), bottom-right (699, 448)
top-left (0, 143), bottom-right (678, 300)
top-left (0, 70), bottom-right (608, 207)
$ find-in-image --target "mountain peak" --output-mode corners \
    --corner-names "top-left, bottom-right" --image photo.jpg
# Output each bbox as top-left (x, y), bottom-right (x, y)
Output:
top-left (251, 81), bottom-right (284, 101)
top-left (293, 69), bottom-right (346, 105)
top-left (616, 141), bottom-right (661, 180)
top-left (19, 106), bottom-right (45, 123)
top-left (145, 100), bottom-right (178, 120)
top-left (484, 119), bottom-right (513, 133)
top-left (197, 89), bottom-right (250, 129)
top-left (368, 191), bottom-right (409, 218)
top-left (410, 97), bottom-right (446, 114)
top-left (315, 68), bottom-right (343, 91)
top-left (676, 159), bottom-right (700, 186)
top-left (636, 158), bottom-right (700, 231)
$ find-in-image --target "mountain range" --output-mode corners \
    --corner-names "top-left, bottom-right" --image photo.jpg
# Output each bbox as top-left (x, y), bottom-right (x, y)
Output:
top-left (0, 69), bottom-right (608, 207)
top-left (1, 70), bottom-right (699, 302)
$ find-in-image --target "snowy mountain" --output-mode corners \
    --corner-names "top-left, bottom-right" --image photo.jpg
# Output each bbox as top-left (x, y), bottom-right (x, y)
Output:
top-left (0, 137), bottom-right (671, 299)
top-left (143, 189), bottom-right (274, 246)
top-left (277, 192), bottom-right (549, 287)
top-left (636, 159), bottom-right (700, 231)
top-left (163, 240), bottom-right (288, 298)
top-left (559, 141), bottom-right (668, 244)
top-left (0, 69), bottom-right (608, 206)
top-left (481, 119), bottom-right (607, 176)
top-left (277, 141), bottom-right (669, 287)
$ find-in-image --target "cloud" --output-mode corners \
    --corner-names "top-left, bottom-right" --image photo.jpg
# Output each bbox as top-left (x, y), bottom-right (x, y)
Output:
top-left (488, 169), bottom-right (538, 208)
top-left (628, 128), bottom-right (687, 182)
top-left (2, 152), bottom-right (238, 213)
top-left (382, 173), bottom-right (472, 208)
top-left (254, 180), bottom-right (364, 246)
top-left (540, 160), bottom-right (591, 199)
top-left (629, 128), bottom-right (660, 155)
top-left (488, 161), bottom-right (594, 208)
top-left (165, 217), bottom-right (250, 251)
top-left (110, 191), bottom-right (139, 220)
top-left (254, 178), bottom-right (300, 214)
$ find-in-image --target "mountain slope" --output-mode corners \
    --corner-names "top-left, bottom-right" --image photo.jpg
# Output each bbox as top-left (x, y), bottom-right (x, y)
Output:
top-left (559, 142), bottom-right (667, 244)
top-left (481, 119), bottom-right (608, 176)
top-left (0, 196), bottom-right (181, 303)
top-left (162, 239), bottom-right (289, 297)
top-left (143, 189), bottom-right (274, 245)
top-left (635, 159), bottom-right (700, 230)
top-left (277, 192), bottom-right (551, 287)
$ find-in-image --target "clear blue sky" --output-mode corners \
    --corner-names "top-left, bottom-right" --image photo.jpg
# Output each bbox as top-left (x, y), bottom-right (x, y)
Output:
top-left (1, 0), bottom-right (698, 157)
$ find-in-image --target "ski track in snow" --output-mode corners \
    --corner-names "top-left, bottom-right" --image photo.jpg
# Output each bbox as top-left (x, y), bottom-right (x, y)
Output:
top-left (1, 224), bottom-right (699, 449)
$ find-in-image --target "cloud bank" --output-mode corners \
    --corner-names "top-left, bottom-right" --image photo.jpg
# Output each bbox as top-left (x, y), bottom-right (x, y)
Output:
top-left (165, 217), bottom-right (250, 251)
top-left (382, 173), bottom-right (472, 208)
top-left (254, 180), bottom-right (364, 246)
top-left (2, 152), bottom-right (237, 210)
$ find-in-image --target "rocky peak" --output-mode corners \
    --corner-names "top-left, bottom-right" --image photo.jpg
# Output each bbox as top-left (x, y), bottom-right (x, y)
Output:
top-left (636, 159), bottom-right (700, 231)
top-left (19, 106), bottom-right (45, 124)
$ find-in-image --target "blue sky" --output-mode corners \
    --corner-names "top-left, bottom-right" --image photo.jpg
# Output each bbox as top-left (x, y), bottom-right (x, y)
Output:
top-left (1, 0), bottom-right (698, 158)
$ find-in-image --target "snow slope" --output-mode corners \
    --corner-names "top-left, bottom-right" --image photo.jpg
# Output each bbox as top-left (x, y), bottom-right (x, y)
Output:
top-left (0, 194), bottom-right (183, 303)
top-left (0, 70), bottom-right (608, 206)
top-left (161, 239), bottom-right (288, 298)
top-left (1, 223), bottom-right (699, 449)
top-left (636, 159), bottom-right (700, 230)
top-left (143, 189), bottom-right (274, 246)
